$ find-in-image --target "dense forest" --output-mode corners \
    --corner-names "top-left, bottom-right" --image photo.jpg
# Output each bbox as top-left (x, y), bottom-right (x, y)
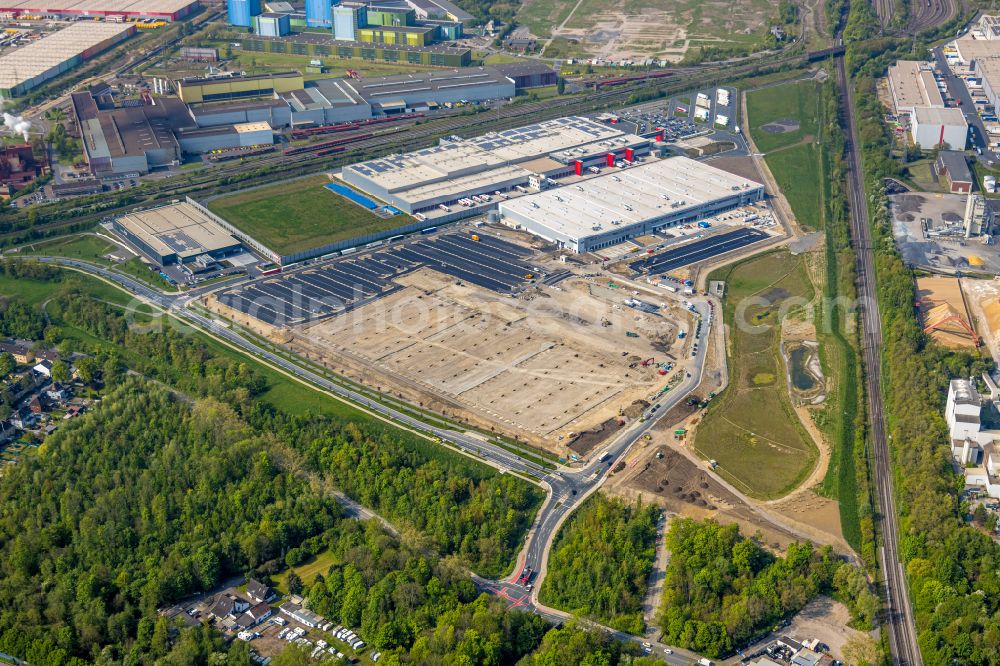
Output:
top-left (836, 4), bottom-right (1000, 662)
top-left (658, 519), bottom-right (876, 658)
top-left (0, 382), bottom-right (341, 663)
top-left (4, 265), bottom-right (544, 577)
top-left (539, 495), bottom-right (659, 634)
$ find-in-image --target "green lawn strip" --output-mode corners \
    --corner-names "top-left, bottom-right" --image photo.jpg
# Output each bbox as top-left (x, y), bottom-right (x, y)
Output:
top-left (696, 251), bottom-right (819, 500)
top-left (20, 234), bottom-right (118, 263)
top-left (765, 142), bottom-right (824, 230)
top-left (746, 80), bottom-right (820, 153)
top-left (206, 174), bottom-right (412, 256)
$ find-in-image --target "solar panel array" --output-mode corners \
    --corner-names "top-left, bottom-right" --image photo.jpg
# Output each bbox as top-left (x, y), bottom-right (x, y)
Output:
top-left (629, 228), bottom-right (769, 276)
top-left (217, 233), bottom-right (540, 326)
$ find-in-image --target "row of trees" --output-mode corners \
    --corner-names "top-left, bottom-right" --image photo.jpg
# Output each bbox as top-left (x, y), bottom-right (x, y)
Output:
top-left (841, 5), bottom-right (1000, 662)
top-left (657, 519), bottom-right (876, 657)
top-left (539, 495), bottom-right (659, 634)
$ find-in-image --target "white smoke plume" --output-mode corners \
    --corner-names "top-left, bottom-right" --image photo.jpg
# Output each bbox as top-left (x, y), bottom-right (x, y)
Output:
top-left (0, 94), bottom-right (32, 142)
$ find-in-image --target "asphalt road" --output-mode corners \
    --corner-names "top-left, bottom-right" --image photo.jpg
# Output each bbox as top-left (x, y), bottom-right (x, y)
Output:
top-left (931, 47), bottom-right (996, 164)
top-left (39, 254), bottom-right (713, 662)
top-left (837, 57), bottom-right (922, 666)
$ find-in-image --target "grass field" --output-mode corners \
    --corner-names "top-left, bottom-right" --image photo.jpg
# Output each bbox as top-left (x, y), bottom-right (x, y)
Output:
top-left (22, 235), bottom-right (177, 290)
top-left (765, 143), bottom-right (824, 230)
top-left (695, 251), bottom-right (819, 500)
top-left (21, 234), bottom-right (118, 263)
top-left (274, 549), bottom-right (338, 594)
top-left (207, 175), bottom-right (411, 256)
top-left (746, 81), bottom-right (821, 153)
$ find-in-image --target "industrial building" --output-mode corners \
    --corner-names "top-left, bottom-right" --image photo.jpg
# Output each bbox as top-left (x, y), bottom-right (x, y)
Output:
top-left (0, 22), bottom-right (135, 97)
top-left (340, 116), bottom-right (650, 215)
top-left (237, 33), bottom-right (471, 67)
top-left (254, 11), bottom-right (290, 36)
top-left (184, 68), bottom-right (511, 128)
top-left (0, 0), bottom-right (196, 21)
top-left (226, 0), bottom-right (261, 27)
top-left (72, 90), bottom-right (274, 175)
top-left (0, 144), bottom-right (41, 195)
top-left (111, 202), bottom-right (243, 265)
top-left (887, 60), bottom-right (944, 115)
top-left (491, 61), bottom-right (558, 90)
top-left (498, 157), bottom-right (764, 253)
top-left (911, 106), bottom-right (968, 149)
top-left (936, 151), bottom-right (974, 193)
top-left (305, 0), bottom-right (332, 27)
top-left (175, 71), bottom-right (304, 104)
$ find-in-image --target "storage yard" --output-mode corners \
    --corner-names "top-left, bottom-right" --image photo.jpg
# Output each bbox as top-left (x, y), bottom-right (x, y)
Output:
top-left (890, 192), bottom-right (1000, 274)
top-left (915, 276), bottom-right (980, 349)
top-left (0, 22), bottom-right (134, 97)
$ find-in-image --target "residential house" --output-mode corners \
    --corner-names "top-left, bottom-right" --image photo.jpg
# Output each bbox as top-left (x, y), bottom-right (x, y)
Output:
top-left (46, 385), bottom-right (69, 402)
top-left (0, 340), bottom-right (34, 365)
top-left (64, 405), bottom-right (84, 419)
top-left (28, 396), bottom-right (43, 415)
top-left (9, 410), bottom-right (36, 429)
top-left (32, 360), bottom-right (52, 378)
top-left (235, 602), bottom-right (272, 629)
top-left (945, 374), bottom-right (1000, 499)
top-left (246, 579), bottom-right (274, 604)
top-left (209, 593), bottom-right (250, 620)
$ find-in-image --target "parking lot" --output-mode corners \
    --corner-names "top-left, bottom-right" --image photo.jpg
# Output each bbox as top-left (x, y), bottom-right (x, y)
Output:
top-left (215, 231), bottom-right (544, 326)
top-left (629, 228), bottom-right (770, 275)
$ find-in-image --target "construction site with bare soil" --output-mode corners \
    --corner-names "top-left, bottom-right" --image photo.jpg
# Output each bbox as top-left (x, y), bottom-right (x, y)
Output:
top-left (204, 226), bottom-right (702, 456)
top-left (291, 268), bottom-right (693, 453)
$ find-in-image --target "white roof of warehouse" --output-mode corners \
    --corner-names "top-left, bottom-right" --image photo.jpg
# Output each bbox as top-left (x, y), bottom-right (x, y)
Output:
top-left (343, 116), bottom-right (633, 192)
top-left (499, 157), bottom-right (762, 241)
top-left (913, 105), bottom-right (968, 125)
top-left (887, 61), bottom-right (944, 110)
top-left (117, 203), bottom-right (238, 260)
top-left (0, 22), bottom-right (132, 91)
top-left (0, 0), bottom-right (193, 11)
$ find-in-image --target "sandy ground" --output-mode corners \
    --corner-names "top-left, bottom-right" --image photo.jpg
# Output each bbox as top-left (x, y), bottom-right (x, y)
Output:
top-left (292, 268), bottom-right (691, 452)
top-left (733, 596), bottom-right (870, 664)
top-left (916, 276), bottom-right (979, 349)
top-left (527, 0), bottom-right (771, 62)
top-left (960, 278), bottom-right (1000, 363)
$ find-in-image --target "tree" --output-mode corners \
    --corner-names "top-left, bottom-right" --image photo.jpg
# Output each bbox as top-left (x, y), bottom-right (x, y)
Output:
top-left (50, 359), bottom-right (71, 384)
top-left (556, 77), bottom-right (566, 95)
top-left (842, 634), bottom-right (880, 666)
top-left (74, 357), bottom-right (97, 385)
top-left (287, 572), bottom-right (303, 597)
top-left (0, 352), bottom-right (14, 378)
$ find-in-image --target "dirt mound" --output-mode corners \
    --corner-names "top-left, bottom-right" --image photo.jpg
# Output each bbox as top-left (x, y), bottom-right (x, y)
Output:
top-left (622, 399), bottom-right (650, 419)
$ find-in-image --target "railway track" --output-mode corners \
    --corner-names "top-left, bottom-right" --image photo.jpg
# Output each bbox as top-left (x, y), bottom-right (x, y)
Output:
top-left (907, 0), bottom-right (955, 33)
top-left (3, 44), bottom-right (826, 246)
top-left (835, 50), bottom-right (923, 666)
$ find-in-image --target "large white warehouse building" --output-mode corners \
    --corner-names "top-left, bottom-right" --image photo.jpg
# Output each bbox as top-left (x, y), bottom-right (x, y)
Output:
top-left (911, 106), bottom-right (968, 150)
top-left (499, 157), bottom-right (764, 253)
top-left (339, 116), bottom-right (650, 216)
